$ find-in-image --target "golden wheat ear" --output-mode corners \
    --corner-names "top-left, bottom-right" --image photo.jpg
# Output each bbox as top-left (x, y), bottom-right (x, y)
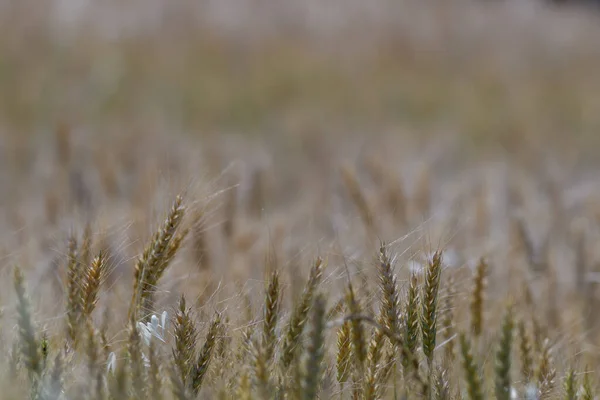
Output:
top-left (172, 294), bottom-right (198, 389)
top-left (421, 251), bottom-right (442, 369)
top-left (129, 194), bottom-right (186, 322)
top-left (190, 311), bottom-right (221, 395)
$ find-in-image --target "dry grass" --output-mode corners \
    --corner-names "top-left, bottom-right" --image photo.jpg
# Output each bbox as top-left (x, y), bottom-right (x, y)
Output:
top-left (3, 0), bottom-right (600, 399)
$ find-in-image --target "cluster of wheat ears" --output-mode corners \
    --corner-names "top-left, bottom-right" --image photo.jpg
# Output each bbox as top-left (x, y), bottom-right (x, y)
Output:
top-left (3, 132), bottom-right (600, 400)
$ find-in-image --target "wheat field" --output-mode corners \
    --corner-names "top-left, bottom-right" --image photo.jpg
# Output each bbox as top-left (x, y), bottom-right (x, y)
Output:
top-left (2, 0), bottom-right (600, 399)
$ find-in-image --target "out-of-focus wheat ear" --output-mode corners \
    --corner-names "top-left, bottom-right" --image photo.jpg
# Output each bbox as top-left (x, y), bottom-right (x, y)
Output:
top-left (66, 235), bottom-right (83, 344)
top-left (341, 164), bottom-right (376, 235)
top-left (8, 340), bottom-right (19, 379)
top-left (44, 352), bottom-right (64, 400)
top-left (281, 257), bottom-right (325, 369)
top-left (172, 295), bottom-right (197, 388)
top-left (433, 367), bottom-right (451, 400)
top-left (100, 308), bottom-right (111, 360)
top-left (413, 165), bottom-right (431, 220)
top-left (377, 245), bottom-right (401, 336)
top-left (235, 369), bottom-right (252, 400)
top-left (574, 228), bottom-right (587, 292)
top-left (80, 222), bottom-right (93, 273)
top-left (86, 322), bottom-right (104, 400)
top-left (223, 181), bottom-right (238, 242)
top-left (192, 210), bottom-right (211, 273)
top-left (14, 266), bottom-right (42, 380)
top-left (519, 320), bottom-right (533, 384)
top-left (531, 317), bottom-right (545, 355)
top-left (170, 362), bottom-right (191, 400)
top-left (459, 333), bottom-right (484, 400)
top-left (537, 339), bottom-right (556, 400)
top-left (252, 335), bottom-right (271, 399)
top-left (364, 156), bottom-right (407, 227)
top-left (364, 327), bottom-right (386, 400)
top-left (148, 341), bottom-right (162, 400)
top-left (190, 312), bottom-right (221, 395)
top-left (495, 304), bottom-right (514, 400)
top-left (474, 182), bottom-right (489, 239)
top-left (108, 351), bottom-right (128, 400)
top-left (563, 369), bottom-right (576, 400)
top-left (441, 276), bottom-right (455, 366)
top-left (82, 251), bottom-right (107, 320)
top-left (262, 269), bottom-right (281, 363)
top-left (421, 251), bottom-right (443, 368)
top-left (129, 194), bottom-right (185, 322)
top-left (127, 318), bottom-right (145, 400)
top-left (301, 293), bottom-right (326, 400)
top-left (40, 332), bottom-right (49, 371)
top-left (336, 318), bottom-right (352, 389)
top-left (405, 271), bottom-right (420, 366)
top-left (581, 370), bottom-right (594, 400)
top-left (345, 284), bottom-right (366, 372)
top-left (470, 258), bottom-right (487, 339)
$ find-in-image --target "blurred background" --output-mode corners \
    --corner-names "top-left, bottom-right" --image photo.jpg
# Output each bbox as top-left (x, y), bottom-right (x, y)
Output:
top-left (3, 0), bottom-right (600, 152)
top-left (2, 0), bottom-right (600, 288)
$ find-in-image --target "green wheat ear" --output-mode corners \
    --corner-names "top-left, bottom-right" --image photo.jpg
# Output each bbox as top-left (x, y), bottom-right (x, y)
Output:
top-left (495, 304), bottom-right (514, 400)
top-left (14, 266), bottom-right (42, 381)
top-left (460, 332), bottom-right (483, 400)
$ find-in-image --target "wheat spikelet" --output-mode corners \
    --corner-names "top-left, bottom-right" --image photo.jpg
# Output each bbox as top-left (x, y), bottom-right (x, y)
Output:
top-left (434, 368), bottom-right (451, 400)
top-left (262, 269), bottom-right (281, 363)
top-left (190, 312), bottom-right (221, 394)
top-left (459, 333), bottom-right (483, 400)
top-left (404, 272), bottom-right (420, 362)
top-left (172, 295), bottom-right (197, 387)
top-left (235, 369), bottom-right (252, 400)
top-left (281, 257), bottom-right (325, 369)
top-left (301, 293), bottom-right (326, 400)
top-left (129, 194), bottom-right (185, 321)
top-left (581, 371), bottom-right (593, 400)
top-left (470, 258), bottom-right (487, 339)
top-left (108, 350), bottom-right (129, 400)
top-left (441, 276), bottom-right (455, 365)
top-left (128, 318), bottom-right (145, 400)
top-left (82, 251), bottom-right (106, 319)
top-left (85, 322), bottom-right (104, 400)
top-left (170, 362), bottom-right (191, 400)
top-left (345, 284), bottom-right (366, 373)
top-left (65, 235), bottom-right (83, 344)
top-left (364, 328), bottom-right (386, 400)
top-left (41, 353), bottom-right (63, 400)
top-left (537, 339), bottom-right (556, 399)
top-left (495, 304), bottom-right (514, 400)
top-left (14, 266), bottom-right (42, 381)
top-left (563, 368), bottom-right (576, 400)
top-left (336, 318), bottom-right (352, 388)
top-left (341, 164), bottom-right (376, 235)
top-left (148, 341), bottom-right (162, 400)
top-left (377, 245), bottom-right (401, 336)
top-left (421, 251), bottom-right (442, 368)
top-left (519, 320), bottom-right (533, 384)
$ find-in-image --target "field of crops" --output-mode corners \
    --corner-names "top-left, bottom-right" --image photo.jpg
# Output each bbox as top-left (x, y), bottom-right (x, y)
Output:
top-left (2, 1), bottom-right (600, 399)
